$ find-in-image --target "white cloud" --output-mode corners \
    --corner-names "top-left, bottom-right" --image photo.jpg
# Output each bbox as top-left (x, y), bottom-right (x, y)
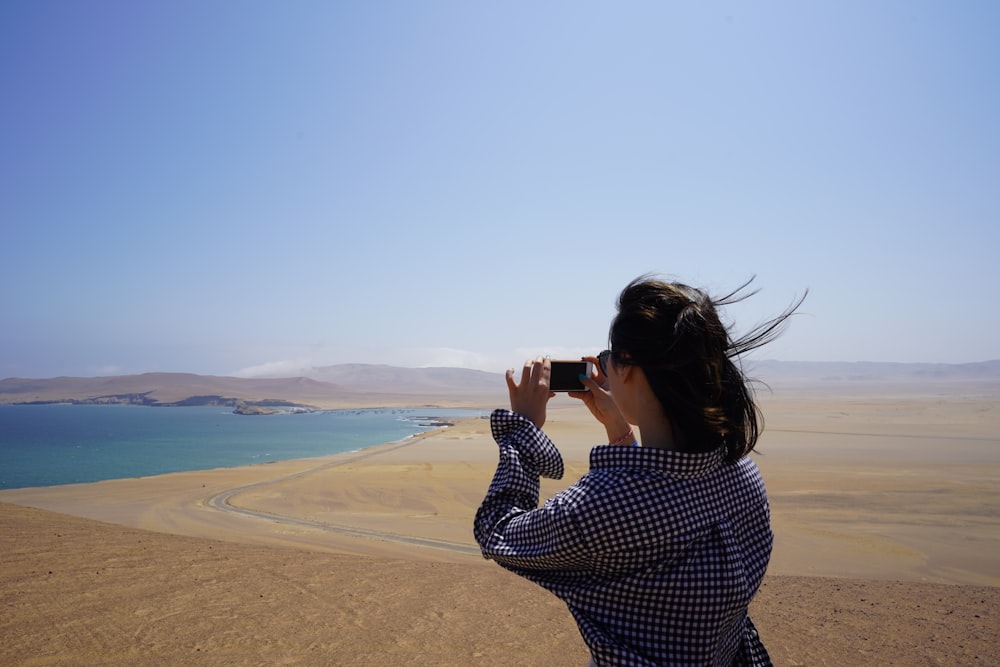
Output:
top-left (512, 345), bottom-right (597, 363)
top-left (408, 347), bottom-right (500, 370)
top-left (228, 344), bottom-right (603, 379)
top-left (395, 345), bottom-right (603, 373)
top-left (233, 359), bottom-right (313, 378)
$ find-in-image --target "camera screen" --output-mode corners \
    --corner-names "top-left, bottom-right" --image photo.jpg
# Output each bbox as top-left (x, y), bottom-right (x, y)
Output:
top-left (549, 360), bottom-right (588, 391)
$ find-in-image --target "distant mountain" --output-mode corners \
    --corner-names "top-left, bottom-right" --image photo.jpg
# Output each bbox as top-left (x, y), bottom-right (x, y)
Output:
top-left (745, 359), bottom-right (1000, 392)
top-left (299, 364), bottom-right (502, 393)
top-left (0, 366), bottom-right (507, 408)
top-left (2, 361), bottom-right (997, 408)
top-left (0, 373), bottom-right (348, 407)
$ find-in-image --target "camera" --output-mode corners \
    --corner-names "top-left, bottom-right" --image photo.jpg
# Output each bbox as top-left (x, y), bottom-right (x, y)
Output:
top-left (548, 360), bottom-right (593, 392)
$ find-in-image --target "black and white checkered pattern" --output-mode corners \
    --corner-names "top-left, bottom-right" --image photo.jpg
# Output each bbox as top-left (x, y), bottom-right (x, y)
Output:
top-left (474, 409), bottom-right (773, 667)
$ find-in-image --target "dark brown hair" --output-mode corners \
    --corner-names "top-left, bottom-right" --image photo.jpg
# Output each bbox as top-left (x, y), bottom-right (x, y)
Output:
top-left (609, 275), bottom-right (806, 461)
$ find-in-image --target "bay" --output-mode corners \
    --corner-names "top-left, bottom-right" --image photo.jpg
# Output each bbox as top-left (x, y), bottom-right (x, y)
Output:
top-left (0, 404), bottom-right (485, 490)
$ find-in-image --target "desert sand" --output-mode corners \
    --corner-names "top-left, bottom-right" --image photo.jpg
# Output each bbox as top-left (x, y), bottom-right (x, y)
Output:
top-left (2, 392), bottom-right (998, 665)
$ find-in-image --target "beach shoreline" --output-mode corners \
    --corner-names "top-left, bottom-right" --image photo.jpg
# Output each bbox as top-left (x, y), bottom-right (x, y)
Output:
top-left (0, 404), bottom-right (490, 491)
top-left (2, 396), bottom-right (997, 583)
top-left (2, 392), bottom-right (998, 664)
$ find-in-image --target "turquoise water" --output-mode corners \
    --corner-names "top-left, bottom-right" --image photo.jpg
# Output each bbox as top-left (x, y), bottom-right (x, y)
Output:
top-left (0, 404), bottom-right (485, 490)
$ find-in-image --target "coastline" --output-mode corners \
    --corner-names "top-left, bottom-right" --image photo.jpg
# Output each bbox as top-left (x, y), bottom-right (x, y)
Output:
top-left (0, 416), bottom-right (489, 560)
top-left (2, 397), bottom-right (997, 583)
top-left (2, 393), bottom-right (998, 664)
top-left (0, 405), bottom-right (486, 492)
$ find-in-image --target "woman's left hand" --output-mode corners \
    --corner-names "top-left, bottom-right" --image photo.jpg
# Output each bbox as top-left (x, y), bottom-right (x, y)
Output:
top-left (506, 356), bottom-right (555, 429)
top-left (570, 355), bottom-right (631, 441)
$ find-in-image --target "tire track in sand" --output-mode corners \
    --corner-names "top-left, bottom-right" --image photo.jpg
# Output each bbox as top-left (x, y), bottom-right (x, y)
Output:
top-left (207, 433), bottom-right (482, 556)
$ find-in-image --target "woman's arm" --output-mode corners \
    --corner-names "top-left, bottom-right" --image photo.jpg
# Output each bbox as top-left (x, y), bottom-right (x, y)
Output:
top-left (474, 410), bottom-right (591, 571)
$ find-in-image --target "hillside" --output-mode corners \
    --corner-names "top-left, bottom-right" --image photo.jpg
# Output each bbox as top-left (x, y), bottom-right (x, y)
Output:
top-left (0, 366), bottom-right (507, 409)
top-left (746, 359), bottom-right (1000, 396)
top-left (2, 361), bottom-right (997, 408)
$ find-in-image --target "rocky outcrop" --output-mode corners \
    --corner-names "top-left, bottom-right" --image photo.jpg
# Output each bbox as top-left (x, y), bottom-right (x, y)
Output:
top-left (232, 404), bottom-right (281, 415)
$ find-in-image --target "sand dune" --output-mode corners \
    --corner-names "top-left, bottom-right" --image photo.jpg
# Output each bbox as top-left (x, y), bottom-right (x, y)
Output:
top-left (2, 391), bottom-right (998, 665)
top-left (2, 502), bottom-right (996, 666)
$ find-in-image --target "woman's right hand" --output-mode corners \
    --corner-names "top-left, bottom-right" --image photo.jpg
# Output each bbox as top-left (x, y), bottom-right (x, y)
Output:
top-left (505, 356), bottom-right (555, 429)
top-left (569, 356), bottom-right (632, 441)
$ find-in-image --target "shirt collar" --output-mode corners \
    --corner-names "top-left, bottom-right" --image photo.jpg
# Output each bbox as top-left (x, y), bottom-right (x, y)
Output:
top-left (589, 443), bottom-right (727, 479)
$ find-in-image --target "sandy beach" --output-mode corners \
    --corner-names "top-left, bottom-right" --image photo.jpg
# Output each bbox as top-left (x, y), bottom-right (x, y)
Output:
top-left (2, 392), bottom-right (998, 665)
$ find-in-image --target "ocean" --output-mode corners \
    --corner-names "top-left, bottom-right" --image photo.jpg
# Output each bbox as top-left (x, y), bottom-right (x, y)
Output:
top-left (0, 404), bottom-right (486, 490)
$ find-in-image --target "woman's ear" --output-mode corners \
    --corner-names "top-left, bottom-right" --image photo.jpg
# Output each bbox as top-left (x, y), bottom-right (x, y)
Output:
top-left (619, 364), bottom-right (636, 384)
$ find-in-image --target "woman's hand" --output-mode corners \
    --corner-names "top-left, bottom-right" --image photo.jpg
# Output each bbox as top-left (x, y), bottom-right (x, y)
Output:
top-left (505, 356), bottom-right (554, 429)
top-left (569, 355), bottom-right (632, 442)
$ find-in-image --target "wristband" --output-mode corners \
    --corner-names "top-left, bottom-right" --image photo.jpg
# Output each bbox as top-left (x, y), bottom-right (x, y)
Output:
top-left (609, 428), bottom-right (636, 446)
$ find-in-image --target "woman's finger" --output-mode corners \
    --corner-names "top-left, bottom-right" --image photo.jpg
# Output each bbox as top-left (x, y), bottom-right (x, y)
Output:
top-left (536, 356), bottom-right (551, 389)
top-left (505, 367), bottom-right (517, 394)
top-left (522, 359), bottom-right (536, 386)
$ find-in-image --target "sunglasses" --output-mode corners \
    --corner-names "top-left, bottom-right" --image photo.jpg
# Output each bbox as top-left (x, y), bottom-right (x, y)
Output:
top-left (597, 349), bottom-right (612, 376)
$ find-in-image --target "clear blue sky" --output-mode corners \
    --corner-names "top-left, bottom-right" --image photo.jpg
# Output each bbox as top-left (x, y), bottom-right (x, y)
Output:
top-left (2, 1), bottom-right (998, 378)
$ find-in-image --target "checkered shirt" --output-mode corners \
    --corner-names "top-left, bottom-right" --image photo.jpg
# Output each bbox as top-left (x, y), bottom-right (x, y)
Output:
top-left (474, 409), bottom-right (773, 667)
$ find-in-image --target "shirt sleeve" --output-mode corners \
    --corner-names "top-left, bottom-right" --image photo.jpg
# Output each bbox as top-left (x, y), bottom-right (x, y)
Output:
top-left (474, 409), bottom-right (591, 571)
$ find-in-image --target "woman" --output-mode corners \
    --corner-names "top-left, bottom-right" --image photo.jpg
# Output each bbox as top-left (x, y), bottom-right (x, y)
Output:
top-left (473, 275), bottom-right (804, 666)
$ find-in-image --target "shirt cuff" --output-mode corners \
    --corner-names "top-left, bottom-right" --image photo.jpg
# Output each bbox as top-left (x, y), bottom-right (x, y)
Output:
top-left (490, 409), bottom-right (564, 480)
